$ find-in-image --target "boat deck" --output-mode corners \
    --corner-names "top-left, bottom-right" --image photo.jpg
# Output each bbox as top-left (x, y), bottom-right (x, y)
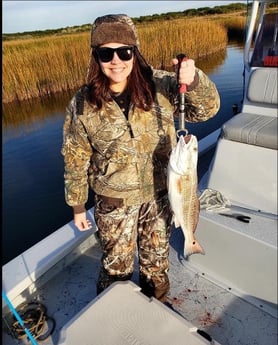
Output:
top-left (2, 220), bottom-right (277, 345)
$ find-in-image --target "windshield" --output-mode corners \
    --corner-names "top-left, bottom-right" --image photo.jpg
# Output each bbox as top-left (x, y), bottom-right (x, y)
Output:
top-left (251, 12), bottom-right (278, 67)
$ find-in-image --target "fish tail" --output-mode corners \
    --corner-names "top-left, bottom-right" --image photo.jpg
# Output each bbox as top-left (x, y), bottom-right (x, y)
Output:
top-left (185, 237), bottom-right (205, 257)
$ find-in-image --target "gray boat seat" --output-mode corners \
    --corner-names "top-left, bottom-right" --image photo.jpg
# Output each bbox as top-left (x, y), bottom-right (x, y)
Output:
top-left (222, 113), bottom-right (277, 150)
top-left (222, 67), bottom-right (278, 150)
top-left (206, 67), bottom-right (277, 213)
top-left (247, 68), bottom-right (277, 105)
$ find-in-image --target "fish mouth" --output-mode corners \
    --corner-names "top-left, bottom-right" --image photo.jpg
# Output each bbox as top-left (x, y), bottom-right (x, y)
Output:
top-left (183, 134), bottom-right (192, 144)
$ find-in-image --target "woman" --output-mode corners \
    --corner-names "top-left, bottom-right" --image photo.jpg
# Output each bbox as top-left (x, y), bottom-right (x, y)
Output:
top-left (62, 14), bottom-right (220, 302)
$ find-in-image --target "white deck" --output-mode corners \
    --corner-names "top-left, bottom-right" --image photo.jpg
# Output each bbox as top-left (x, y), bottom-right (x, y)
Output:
top-left (2, 214), bottom-right (278, 345)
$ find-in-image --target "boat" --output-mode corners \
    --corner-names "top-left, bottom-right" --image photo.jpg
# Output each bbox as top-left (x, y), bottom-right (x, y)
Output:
top-left (2, 1), bottom-right (277, 344)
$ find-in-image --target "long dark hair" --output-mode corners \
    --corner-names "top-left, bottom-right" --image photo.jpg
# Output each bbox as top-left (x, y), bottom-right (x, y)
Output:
top-left (84, 47), bottom-right (156, 111)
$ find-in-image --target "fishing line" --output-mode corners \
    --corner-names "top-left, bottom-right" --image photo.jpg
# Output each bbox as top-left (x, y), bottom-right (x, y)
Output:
top-left (2, 291), bottom-right (39, 345)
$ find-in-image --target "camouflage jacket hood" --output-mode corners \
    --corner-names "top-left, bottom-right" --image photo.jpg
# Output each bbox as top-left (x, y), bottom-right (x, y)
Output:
top-left (62, 68), bottom-right (220, 210)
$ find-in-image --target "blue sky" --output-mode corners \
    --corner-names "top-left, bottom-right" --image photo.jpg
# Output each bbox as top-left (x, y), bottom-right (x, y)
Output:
top-left (3, 1), bottom-right (247, 34)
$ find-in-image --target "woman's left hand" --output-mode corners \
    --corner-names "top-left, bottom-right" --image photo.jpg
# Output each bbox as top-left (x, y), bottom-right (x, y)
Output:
top-left (172, 58), bottom-right (196, 87)
top-left (74, 212), bottom-right (93, 231)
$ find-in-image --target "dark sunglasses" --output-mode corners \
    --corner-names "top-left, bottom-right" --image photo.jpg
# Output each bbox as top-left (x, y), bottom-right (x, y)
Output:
top-left (96, 46), bottom-right (134, 62)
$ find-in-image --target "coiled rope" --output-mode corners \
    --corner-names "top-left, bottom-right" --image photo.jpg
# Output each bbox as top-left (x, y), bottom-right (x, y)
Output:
top-left (199, 188), bottom-right (231, 211)
top-left (10, 302), bottom-right (55, 342)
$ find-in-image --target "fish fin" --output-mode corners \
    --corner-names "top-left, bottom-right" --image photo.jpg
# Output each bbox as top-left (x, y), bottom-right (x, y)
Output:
top-left (173, 216), bottom-right (180, 228)
top-left (185, 238), bottom-right (205, 257)
top-left (178, 252), bottom-right (186, 265)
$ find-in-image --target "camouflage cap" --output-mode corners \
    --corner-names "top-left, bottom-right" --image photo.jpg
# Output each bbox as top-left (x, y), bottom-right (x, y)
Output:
top-left (91, 14), bottom-right (140, 48)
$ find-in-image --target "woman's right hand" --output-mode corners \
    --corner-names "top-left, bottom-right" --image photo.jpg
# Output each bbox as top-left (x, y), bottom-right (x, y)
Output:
top-left (74, 212), bottom-right (92, 231)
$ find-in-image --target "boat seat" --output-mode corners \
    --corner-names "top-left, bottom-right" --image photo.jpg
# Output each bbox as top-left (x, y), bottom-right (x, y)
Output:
top-left (247, 68), bottom-right (277, 105)
top-left (222, 113), bottom-right (277, 150)
top-left (222, 67), bottom-right (278, 150)
top-left (206, 68), bottom-right (277, 214)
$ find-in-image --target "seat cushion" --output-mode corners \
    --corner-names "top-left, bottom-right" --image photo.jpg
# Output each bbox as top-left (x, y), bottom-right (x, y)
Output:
top-left (222, 113), bottom-right (277, 150)
top-left (247, 68), bottom-right (277, 105)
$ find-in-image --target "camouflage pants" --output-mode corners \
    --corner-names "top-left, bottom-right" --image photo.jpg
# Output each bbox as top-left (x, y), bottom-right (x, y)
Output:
top-left (94, 193), bottom-right (172, 302)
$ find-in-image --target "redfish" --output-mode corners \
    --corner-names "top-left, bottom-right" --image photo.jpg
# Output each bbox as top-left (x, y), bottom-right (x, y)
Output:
top-left (167, 134), bottom-right (204, 258)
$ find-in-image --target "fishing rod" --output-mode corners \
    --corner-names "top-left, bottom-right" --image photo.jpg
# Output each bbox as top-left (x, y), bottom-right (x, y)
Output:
top-left (2, 290), bottom-right (39, 345)
top-left (176, 53), bottom-right (188, 138)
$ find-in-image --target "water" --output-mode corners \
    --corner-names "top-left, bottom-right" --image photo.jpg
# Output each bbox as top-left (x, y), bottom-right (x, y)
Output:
top-left (2, 43), bottom-right (244, 265)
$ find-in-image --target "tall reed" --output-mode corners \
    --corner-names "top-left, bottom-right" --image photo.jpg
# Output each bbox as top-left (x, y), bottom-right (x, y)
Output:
top-left (138, 18), bottom-right (227, 68)
top-left (3, 17), bottom-right (228, 103)
top-left (3, 33), bottom-right (90, 103)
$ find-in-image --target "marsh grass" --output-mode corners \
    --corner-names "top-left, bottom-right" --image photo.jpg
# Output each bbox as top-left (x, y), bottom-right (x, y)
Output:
top-left (3, 16), bottom-right (245, 103)
top-left (138, 18), bottom-right (228, 68)
top-left (3, 33), bottom-right (90, 103)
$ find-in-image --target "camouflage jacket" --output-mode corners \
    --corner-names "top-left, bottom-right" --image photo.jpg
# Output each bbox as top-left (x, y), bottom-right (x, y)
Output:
top-left (61, 68), bottom-right (220, 211)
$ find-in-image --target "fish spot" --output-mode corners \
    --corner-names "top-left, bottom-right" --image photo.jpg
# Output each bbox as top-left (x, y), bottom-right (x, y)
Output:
top-left (176, 178), bottom-right (182, 193)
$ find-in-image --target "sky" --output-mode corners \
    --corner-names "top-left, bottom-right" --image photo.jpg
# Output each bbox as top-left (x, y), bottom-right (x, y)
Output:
top-left (3, 1), bottom-right (247, 34)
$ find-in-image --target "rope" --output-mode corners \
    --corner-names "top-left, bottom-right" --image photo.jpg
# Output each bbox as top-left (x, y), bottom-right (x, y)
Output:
top-left (10, 302), bottom-right (55, 342)
top-left (199, 188), bottom-right (231, 212)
